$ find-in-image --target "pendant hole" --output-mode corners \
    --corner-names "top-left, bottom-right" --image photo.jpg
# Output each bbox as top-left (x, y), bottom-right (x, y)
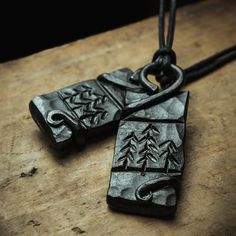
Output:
top-left (51, 113), bottom-right (63, 121)
top-left (147, 74), bottom-right (161, 89)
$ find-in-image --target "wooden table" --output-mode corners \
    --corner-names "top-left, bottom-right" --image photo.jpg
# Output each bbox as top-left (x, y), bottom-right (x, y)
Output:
top-left (1, 0), bottom-right (235, 235)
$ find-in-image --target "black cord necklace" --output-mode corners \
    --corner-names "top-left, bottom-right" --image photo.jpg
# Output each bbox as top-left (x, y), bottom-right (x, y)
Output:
top-left (29, 0), bottom-right (236, 217)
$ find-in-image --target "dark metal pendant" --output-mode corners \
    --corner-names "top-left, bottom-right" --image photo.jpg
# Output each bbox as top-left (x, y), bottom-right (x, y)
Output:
top-left (29, 68), bottom-right (135, 148)
top-left (30, 57), bottom-right (187, 217)
top-left (107, 91), bottom-right (189, 217)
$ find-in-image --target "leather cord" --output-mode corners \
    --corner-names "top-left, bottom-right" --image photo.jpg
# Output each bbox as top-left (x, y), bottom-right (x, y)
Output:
top-left (152, 0), bottom-right (236, 85)
top-left (184, 45), bottom-right (236, 84)
top-left (153, 0), bottom-right (177, 64)
top-left (159, 0), bottom-right (176, 49)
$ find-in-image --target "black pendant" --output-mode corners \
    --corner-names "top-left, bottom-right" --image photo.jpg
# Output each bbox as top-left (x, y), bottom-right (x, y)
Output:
top-left (29, 68), bottom-right (134, 148)
top-left (29, 57), bottom-right (187, 217)
top-left (107, 91), bottom-right (189, 217)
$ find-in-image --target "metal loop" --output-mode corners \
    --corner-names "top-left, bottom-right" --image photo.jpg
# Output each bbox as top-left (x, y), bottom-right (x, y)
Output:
top-left (123, 63), bottom-right (184, 117)
top-left (139, 61), bottom-right (182, 93)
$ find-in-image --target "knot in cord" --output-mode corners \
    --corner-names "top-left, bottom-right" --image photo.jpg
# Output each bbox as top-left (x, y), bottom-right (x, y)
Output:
top-left (152, 47), bottom-right (176, 65)
top-left (152, 0), bottom-right (177, 86)
top-left (150, 0), bottom-right (236, 88)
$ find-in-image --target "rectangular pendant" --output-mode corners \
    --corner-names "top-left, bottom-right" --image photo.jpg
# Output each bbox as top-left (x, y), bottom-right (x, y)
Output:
top-left (107, 91), bottom-right (189, 217)
top-left (29, 68), bottom-right (134, 148)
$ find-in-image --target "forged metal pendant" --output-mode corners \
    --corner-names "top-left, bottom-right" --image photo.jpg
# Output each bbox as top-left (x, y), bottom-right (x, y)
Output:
top-left (29, 68), bottom-right (135, 148)
top-left (30, 53), bottom-right (187, 217)
top-left (107, 91), bottom-right (189, 217)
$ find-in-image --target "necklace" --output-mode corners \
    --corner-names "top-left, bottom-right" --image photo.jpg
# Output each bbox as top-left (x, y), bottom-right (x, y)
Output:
top-left (29, 0), bottom-right (236, 217)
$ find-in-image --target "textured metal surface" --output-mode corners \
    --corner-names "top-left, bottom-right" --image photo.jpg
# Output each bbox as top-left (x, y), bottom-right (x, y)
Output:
top-left (29, 63), bottom-right (184, 149)
top-left (29, 68), bottom-right (133, 148)
top-left (107, 91), bottom-right (189, 217)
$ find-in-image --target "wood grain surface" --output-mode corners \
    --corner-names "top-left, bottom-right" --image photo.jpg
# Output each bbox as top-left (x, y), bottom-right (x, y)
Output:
top-left (0, 0), bottom-right (236, 235)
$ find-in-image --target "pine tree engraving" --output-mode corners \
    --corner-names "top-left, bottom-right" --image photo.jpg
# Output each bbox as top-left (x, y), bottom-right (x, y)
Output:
top-left (137, 124), bottom-right (160, 171)
top-left (159, 140), bottom-right (179, 172)
top-left (117, 124), bottom-right (179, 172)
top-left (118, 131), bottom-right (139, 169)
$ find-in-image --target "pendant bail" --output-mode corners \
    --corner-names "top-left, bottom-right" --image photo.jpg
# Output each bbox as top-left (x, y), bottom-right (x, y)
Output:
top-left (123, 62), bottom-right (184, 117)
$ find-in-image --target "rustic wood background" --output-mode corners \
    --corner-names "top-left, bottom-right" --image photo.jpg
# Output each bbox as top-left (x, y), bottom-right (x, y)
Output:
top-left (0, 0), bottom-right (235, 235)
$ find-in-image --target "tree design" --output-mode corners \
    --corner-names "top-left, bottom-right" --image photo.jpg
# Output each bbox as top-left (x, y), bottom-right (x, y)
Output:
top-left (67, 85), bottom-right (108, 126)
top-left (117, 124), bottom-right (179, 172)
top-left (159, 140), bottom-right (179, 172)
top-left (137, 124), bottom-right (160, 171)
top-left (118, 131), bottom-right (139, 169)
